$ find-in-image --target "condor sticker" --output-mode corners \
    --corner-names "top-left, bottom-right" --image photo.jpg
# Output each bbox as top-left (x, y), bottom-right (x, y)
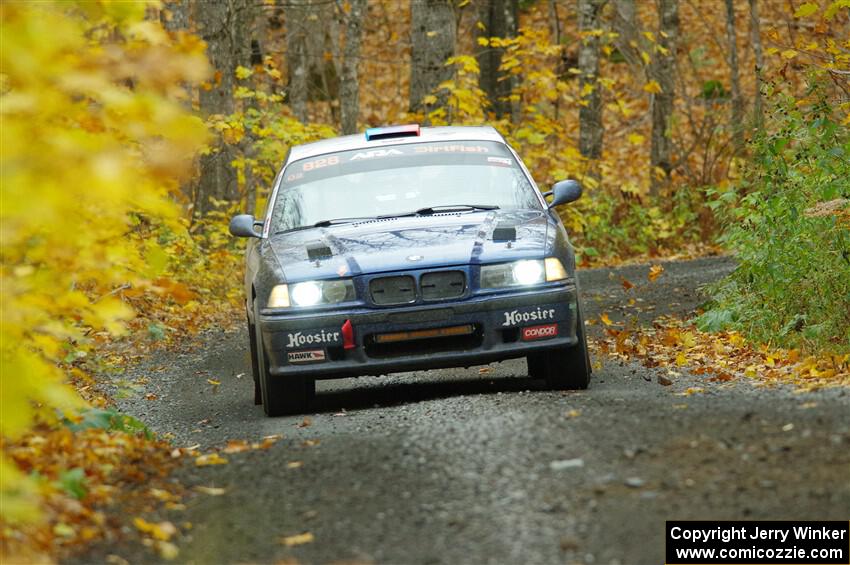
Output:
top-left (285, 329), bottom-right (342, 349)
top-left (287, 350), bottom-right (326, 364)
top-left (521, 324), bottom-right (558, 341)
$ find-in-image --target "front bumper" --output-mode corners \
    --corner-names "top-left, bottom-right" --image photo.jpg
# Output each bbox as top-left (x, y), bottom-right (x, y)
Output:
top-left (258, 285), bottom-right (578, 379)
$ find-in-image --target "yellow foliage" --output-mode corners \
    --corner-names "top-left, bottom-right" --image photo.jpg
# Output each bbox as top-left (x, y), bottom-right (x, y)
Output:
top-left (643, 80), bottom-right (663, 94)
top-left (0, 1), bottom-right (208, 522)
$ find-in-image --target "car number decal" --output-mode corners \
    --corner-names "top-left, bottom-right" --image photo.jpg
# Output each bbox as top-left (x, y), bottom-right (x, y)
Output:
top-left (287, 350), bottom-right (326, 363)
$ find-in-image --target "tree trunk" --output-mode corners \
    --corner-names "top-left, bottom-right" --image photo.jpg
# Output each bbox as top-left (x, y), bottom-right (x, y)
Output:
top-left (161, 0), bottom-right (190, 31)
top-left (409, 0), bottom-right (457, 113)
top-left (649, 0), bottom-right (679, 196)
top-left (748, 0), bottom-right (764, 129)
top-left (725, 0), bottom-right (744, 151)
top-left (476, 0), bottom-right (518, 118)
top-left (286, 1), bottom-right (309, 122)
top-left (578, 0), bottom-right (604, 161)
top-left (612, 0), bottom-right (643, 73)
top-left (549, 0), bottom-right (563, 120)
top-left (340, 0), bottom-right (366, 134)
top-left (195, 0), bottom-right (252, 216)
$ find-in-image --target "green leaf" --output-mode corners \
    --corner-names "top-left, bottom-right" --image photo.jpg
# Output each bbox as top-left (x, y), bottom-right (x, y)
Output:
top-left (794, 2), bottom-right (819, 17)
top-left (57, 468), bottom-right (87, 500)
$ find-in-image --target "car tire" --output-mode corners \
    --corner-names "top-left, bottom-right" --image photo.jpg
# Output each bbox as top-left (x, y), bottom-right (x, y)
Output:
top-left (253, 301), bottom-right (314, 416)
top-left (247, 314), bottom-right (262, 405)
top-left (527, 303), bottom-right (591, 390)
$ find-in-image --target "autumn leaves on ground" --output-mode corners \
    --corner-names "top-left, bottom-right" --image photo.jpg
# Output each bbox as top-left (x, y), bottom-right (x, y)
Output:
top-left (1, 0), bottom-right (848, 563)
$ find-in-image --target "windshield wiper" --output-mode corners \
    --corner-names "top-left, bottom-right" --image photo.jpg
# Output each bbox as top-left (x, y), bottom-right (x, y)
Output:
top-left (415, 204), bottom-right (499, 215)
top-left (274, 206), bottom-right (499, 235)
top-left (379, 204), bottom-right (500, 220)
top-left (312, 216), bottom-right (381, 227)
top-left (274, 216), bottom-right (380, 235)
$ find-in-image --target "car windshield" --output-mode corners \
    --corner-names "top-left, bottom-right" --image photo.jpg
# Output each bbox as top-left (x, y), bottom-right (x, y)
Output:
top-left (270, 140), bottom-right (541, 233)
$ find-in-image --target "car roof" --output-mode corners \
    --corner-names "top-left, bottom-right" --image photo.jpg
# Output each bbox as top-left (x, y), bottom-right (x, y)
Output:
top-left (286, 125), bottom-right (506, 163)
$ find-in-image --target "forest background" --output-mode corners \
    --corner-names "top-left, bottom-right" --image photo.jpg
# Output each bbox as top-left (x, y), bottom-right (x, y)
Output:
top-left (1, 0), bottom-right (848, 559)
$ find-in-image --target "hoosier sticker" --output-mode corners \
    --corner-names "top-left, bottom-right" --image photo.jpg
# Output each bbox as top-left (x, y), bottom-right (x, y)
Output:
top-left (287, 350), bottom-right (326, 363)
top-left (501, 306), bottom-right (556, 327)
top-left (286, 329), bottom-right (341, 349)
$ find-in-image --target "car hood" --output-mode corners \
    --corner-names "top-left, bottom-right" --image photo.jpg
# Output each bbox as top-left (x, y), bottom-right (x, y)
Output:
top-left (268, 210), bottom-right (552, 281)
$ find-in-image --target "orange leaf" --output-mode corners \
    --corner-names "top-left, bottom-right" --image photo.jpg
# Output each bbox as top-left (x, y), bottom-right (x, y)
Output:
top-left (648, 264), bottom-right (664, 282)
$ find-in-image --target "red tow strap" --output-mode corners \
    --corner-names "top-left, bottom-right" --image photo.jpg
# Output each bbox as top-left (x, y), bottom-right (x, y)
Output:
top-left (342, 319), bottom-right (355, 350)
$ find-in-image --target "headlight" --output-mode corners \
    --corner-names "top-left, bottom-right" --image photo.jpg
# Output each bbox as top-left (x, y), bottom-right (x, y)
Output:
top-left (267, 279), bottom-right (355, 308)
top-left (544, 257), bottom-right (568, 281)
top-left (513, 260), bottom-right (544, 285)
top-left (291, 282), bottom-right (322, 306)
top-left (480, 258), bottom-right (569, 289)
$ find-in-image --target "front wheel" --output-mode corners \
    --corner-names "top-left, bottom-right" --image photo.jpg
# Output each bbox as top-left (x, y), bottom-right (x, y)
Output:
top-left (253, 301), bottom-right (314, 416)
top-left (527, 304), bottom-right (591, 390)
top-left (247, 314), bottom-right (262, 405)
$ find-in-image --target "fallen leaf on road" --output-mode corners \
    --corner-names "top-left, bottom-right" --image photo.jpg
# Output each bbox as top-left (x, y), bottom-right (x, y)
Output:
top-left (297, 417), bottom-right (312, 428)
top-left (648, 264), bottom-right (664, 282)
top-left (708, 373), bottom-right (734, 382)
top-left (678, 387), bottom-right (704, 396)
top-left (280, 532), bottom-right (314, 547)
top-left (600, 313), bottom-right (613, 326)
top-left (621, 278), bottom-right (634, 291)
top-left (624, 477), bottom-right (645, 488)
top-left (564, 409), bottom-right (581, 419)
top-left (145, 393), bottom-right (158, 401)
top-left (193, 486), bottom-right (226, 496)
top-left (223, 440), bottom-right (250, 454)
top-left (149, 488), bottom-right (178, 502)
top-left (156, 541), bottom-right (179, 560)
top-left (287, 461), bottom-right (303, 469)
top-left (133, 517), bottom-right (177, 541)
top-left (302, 439), bottom-right (320, 447)
top-left (194, 453), bottom-right (228, 466)
top-left (255, 434), bottom-right (282, 450)
top-left (657, 374), bottom-right (673, 386)
top-left (479, 367), bottom-right (492, 374)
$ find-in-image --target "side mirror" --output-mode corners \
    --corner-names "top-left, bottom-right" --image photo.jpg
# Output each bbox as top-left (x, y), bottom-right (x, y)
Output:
top-left (548, 179), bottom-right (582, 208)
top-left (229, 214), bottom-right (261, 238)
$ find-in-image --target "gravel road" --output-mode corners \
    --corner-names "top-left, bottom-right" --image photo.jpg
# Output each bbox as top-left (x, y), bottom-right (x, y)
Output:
top-left (79, 256), bottom-right (850, 565)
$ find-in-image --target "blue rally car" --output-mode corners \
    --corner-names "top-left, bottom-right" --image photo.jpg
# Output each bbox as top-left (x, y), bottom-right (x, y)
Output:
top-left (230, 125), bottom-right (590, 416)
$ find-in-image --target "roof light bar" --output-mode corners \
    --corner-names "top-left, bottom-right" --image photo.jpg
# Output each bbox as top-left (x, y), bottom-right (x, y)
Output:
top-left (365, 124), bottom-right (421, 141)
